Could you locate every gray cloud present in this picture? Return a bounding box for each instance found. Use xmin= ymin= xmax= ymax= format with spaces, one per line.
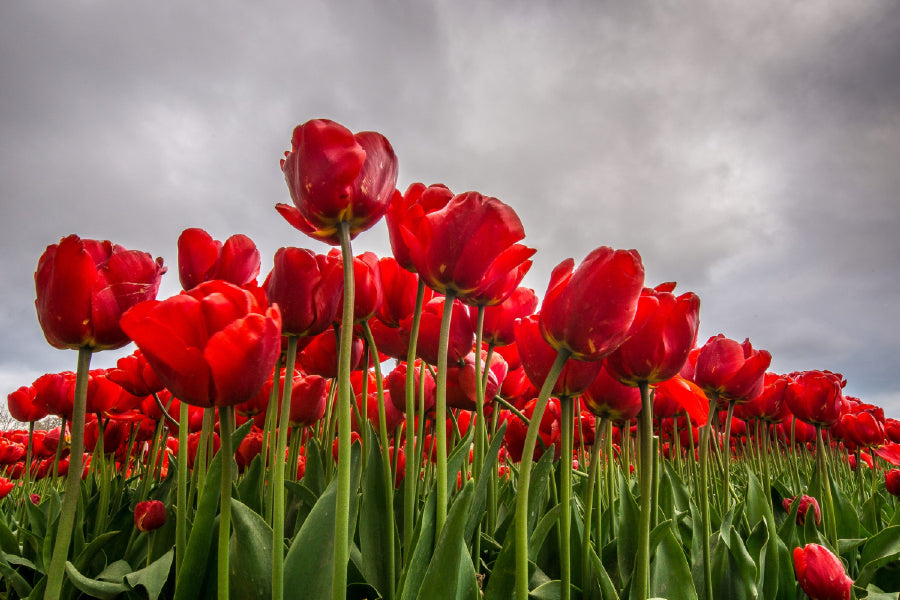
xmin=2 ymin=1 xmax=899 ymax=418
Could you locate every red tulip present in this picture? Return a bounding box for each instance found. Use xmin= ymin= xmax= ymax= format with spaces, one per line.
xmin=35 ymin=234 xmax=166 ymax=351
xmin=7 ymin=385 xmax=47 ymax=423
xmin=692 ymin=335 xmax=771 ymax=403
xmin=782 ymin=495 xmax=822 ymax=526
xmin=835 ymin=401 xmax=885 ymax=448
xmin=386 ymin=183 xmax=454 ymax=272
xmin=330 ymin=249 xmax=383 ymax=323
xmin=740 ymin=373 xmax=792 ymax=423
xmin=885 ymin=469 xmax=900 ymax=497
xmin=134 ymin=500 xmax=167 ymax=532
xmin=0 ymin=478 xmax=13 ymax=499
xmin=477 ymin=286 xmax=539 ymax=347
xmin=120 ymin=280 xmax=282 ymax=408
xmin=399 ymin=191 xmax=535 ymax=305
xmin=177 ymin=228 xmax=260 ymax=291
xmin=386 ymin=361 xmax=436 ymax=414
xmin=287 ymin=373 xmax=329 ymax=428
xmin=277 ymin=119 xmax=398 ymax=245
xmin=886 ymin=419 xmax=900 ymax=444
xmin=445 ymin=350 xmax=508 ymax=411
xmin=376 ymin=257 xmax=427 ymax=328
xmin=264 ymin=247 xmax=342 ymax=338
xmin=298 ymin=329 xmax=364 ymax=379
xmin=106 ymin=350 xmax=165 ymax=397
xmin=235 ymin=431 xmax=264 ymax=471
xmin=582 ymin=363 xmax=642 ymax=421
xmin=793 ymin=544 xmax=852 ymax=600
xmin=503 ymin=399 xmax=561 ymax=462
xmin=785 ymin=370 xmax=845 ymax=428
xmin=604 ymin=283 xmax=700 ymax=386
xmin=402 ymin=297 xmax=474 ymax=366
xmin=516 ymin=314 xmax=603 ymax=398
xmin=652 ymin=376 xmax=709 ymax=424
xmin=539 ymin=247 xmax=645 ymax=362
xmin=33 ymin=372 xmax=76 ymax=420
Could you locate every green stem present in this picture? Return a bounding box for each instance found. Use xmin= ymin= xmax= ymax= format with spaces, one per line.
xmin=721 ymin=400 xmax=736 ymax=514
xmin=559 ymin=395 xmax=574 ymax=600
xmin=263 ymin=353 xmax=284 ymax=523
xmin=434 ymin=291 xmax=456 ymax=536
xmin=218 ymin=406 xmax=235 ymax=600
xmin=514 ymin=349 xmax=570 ymax=600
xmin=332 ymin=221 xmax=355 ymax=600
xmin=633 ymin=381 xmax=653 ymax=600
xmin=582 ymin=416 xmax=604 ymax=595
xmin=473 ymin=305 xmax=486 ymax=573
xmin=699 ymin=393 xmax=718 ymax=600
xmin=403 ymin=280 xmax=425 ymax=565
xmin=44 ymin=346 xmax=92 ymax=600
xmin=815 ymin=425 xmax=838 ymax=546
xmin=273 ymin=335 xmax=299 ymax=600
xmin=176 ymin=401 xmax=189 ymax=577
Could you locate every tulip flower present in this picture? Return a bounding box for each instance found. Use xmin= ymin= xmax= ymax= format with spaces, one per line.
xmin=886 ymin=418 xmax=900 ymax=444
xmin=0 ymin=477 xmax=13 ymax=499
xmin=376 ymin=256 xmax=426 ymax=327
xmin=386 ymin=182 xmax=454 ymax=272
xmin=516 ymin=315 xmax=603 ymax=399
xmin=783 ymin=495 xmax=822 ymax=526
xmin=582 ymin=364 xmax=642 ymax=422
xmin=477 ymin=286 xmax=539 ymax=348
xmin=7 ymin=385 xmax=47 ymax=424
xmin=693 ymin=335 xmax=771 ymax=404
xmin=785 ymin=370 xmax=846 ymax=428
xmin=277 ymin=118 xmax=399 ymax=245
xmin=177 ymin=228 xmax=260 ymax=291
xmin=793 ymin=544 xmax=852 ymax=600
xmin=265 ymin=247 xmax=342 ymax=338
xmin=402 ymin=297 xmax=474 ymax=366
xmin=885 ymin=469 xmax=900 ymax=498
xmin=330 ymin=249 xmax=383 ymax=323
xmin=106 ymin=350 xmax=165 ymax=397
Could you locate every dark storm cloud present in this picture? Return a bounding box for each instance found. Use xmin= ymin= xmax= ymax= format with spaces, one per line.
xmin=2 ymin=1 xmax=899 ymax=416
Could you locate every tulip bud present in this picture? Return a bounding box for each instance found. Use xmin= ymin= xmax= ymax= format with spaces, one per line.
xmin=886 ymin=469 xmax=900 ymax=498
xmin=134 ymin=500 xmax=167 ymax=533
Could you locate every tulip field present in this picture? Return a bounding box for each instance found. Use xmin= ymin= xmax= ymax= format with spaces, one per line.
xmin=4 ymin=118 xmax=900 ymax=600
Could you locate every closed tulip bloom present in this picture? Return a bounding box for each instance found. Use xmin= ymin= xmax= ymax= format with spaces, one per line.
xmin=782 ymin=495 xmax=822 ymax=526
xmin=582 ymin=363 xmax=642 ymax=421
xmin=288 ymin=373 xmax=329 ymax=428
xmin=35 ymin=234 xmax=166 ymax=351
xmin=386 ymin=360 xmax=436 ymax=414
xmin=885 ymin=470 xmax=900 ymax=497
xmin=8 ymin=385 xmax=47 ymax=423
xmin=886 ymin=419 xmax=900 ymax=444
xmin=604 ymin=283 xmax=700 ymax=386
xmin=278 ymin=119 xmax=399 ymax=245
xmin=516 ymin=315 xmax=603 ymax=398
xmin=376 ymin=257 xmax=427 ymax=328
xmin=330 ymin=249 xmax=383 ymax=323
xmin=298 ymin=329 xmax=364 ymax=379
xmin=33 ymin=372 xmax=76 ymax=420
xmin=692 ymin=335 xmax=771 ymax=403
xmin=652 ymin=376 xmax=709 ymax=424
xmin=477 ymin=286 xmax=539 ymax=347
xmin=134 ymin=500 xmax=167 ymax=533
xmin=445 ymin=350 xmax=508 ymax=411
xmin=503 ymin=398 xmax=561 ymax=462
xmin=106 ymin=350 xmax=165 ymax=397
xmin=386 ymin=182 xmax=454 ymax=272
xmin=177 ymin=228 xmax=260 ymax=291
xmin=401 ymin=297 xmax=474 ymax=366
xmin=0 ymin=478 xmax=13 ymax=499
xmin=785 ymin=370 xmax=845 ymax=428
xmin=399 ymin=191 xmax=535 ymax=305
xmin=741 ymin=372 xmax=792 ymax=423
xmin=539 ymin=247 xmax=645 ymax=362
xmin=265 ymin=247 xmax=342 ymax=338
xmin=835 ymin=401 xmax=885 ymax=448
xmin=120 ymin=280 xmax=282 ymax=408
xmin=793 ymin=544 xmax=852 ymax=600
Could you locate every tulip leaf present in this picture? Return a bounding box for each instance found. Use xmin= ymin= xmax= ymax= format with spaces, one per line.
xmin=710 ymin=526 xmax=758 ymax=600
xmin=483 ymin=514 xmax=518 ymax=600
xmin=529 ymin=450 xmax=556 ymax=533
xmin=125 ymin=548 xmax=175 ymax=600
xmin=464 ymin=421 xmax=507 ymax=546
xmin=587 ymin=543 xmax=620 ymax=600
xmin=830 ymin=473 xmax=860 ymax=541
xmin=617 ymin=469 xmax=640 ymax=587
xmin=64 ymin=560 xmax=129 ymax=600
xmin=236 ymin=454 xmax=263 ymax=514
xmin=360 ymin=424 xmax=394 ymax=598
xmin=446 ymin=425 xmax=476 ymax=494
xmin=302 ymin=437 xmax=327 ymax=497
xmin=0 ymin=510 xmax=18 ymax=555
xmin=529 ymin=503 xmax=562 ymax=561
xmin=416 ymin=480 xmax=475 ymax=600
xmin=650 ymin=527 xmax=697 ymax=600
xmin=0 ymin=552 xmax=33 ymax=598
xmin=856 ymin=526 xmax=900 ymax=589
xmin=398 ymin=488 xmax=436 ymax=600
xmin=283 ymin=442 xmax=361 ymax=599
xmin=228 ymin=499 xmax=273 ymax=600
xmin=529 ymin=580 xmax=563 ymax=599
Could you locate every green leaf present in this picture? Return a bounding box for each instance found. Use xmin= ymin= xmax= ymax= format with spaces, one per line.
xmin=650 ymin=527 xmax=698 ymax=600
xmin=237 ymin=453 xmax=264 ymax=514
xmin=301 ymin=437 xmax=327 ymax=497
xmin=710 ymin=526 xmax=758 ymax=600
xmin=64 ymin=560 xmax=129 ymax=600
xmin=360 ymin=423 xmax=393 ymax=598
xmin=528 ymin=449 xmax=556 ymax=533
xmin=0 ymin=510 xmax=19 ymax=554
xmin=283 ymin=441 xmax=362 ymax=599
xmin=587 ymin=543 xmax=620 ymax=600
xmin=857 ymin=526 xmax=900 ymax=589
xmin=446 ymin=426 xmax=476 ymax=493
xmin=0 ymin=552 xmax=33 ymax=598
xmin=528 ymin=504 xmax=562 ymax=561
xmin=464 ymin=421 xmax=507 ymax=546
xmin=124 ymin=548 xmax=175 ymax=600
xmin=416 ymin=480 xmax=475 ymax=600
xmin=398 ymin=489 xmax=436 ymax=600
xmin=229 ymin=500 xmax=273 ymax=600
xmin=529 ymin=580 xmax=562 ymax=599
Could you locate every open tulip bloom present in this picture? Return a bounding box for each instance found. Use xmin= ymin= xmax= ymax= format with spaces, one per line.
xmin=13 ymin=118 xmax=900 ymax=600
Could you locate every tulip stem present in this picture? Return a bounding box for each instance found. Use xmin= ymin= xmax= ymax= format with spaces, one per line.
xmin=403 ymin=280 xmax=425 ymax=566
xmin=218 ymin=406 xmax=234 ymax=600
xmin=473 ymin=304 xmax=487 ymax=573
xmin=273 ymin=335 xmax=299 ymax=600
xmin=633 ymin=380 xmax=653 ymax=600
xmin=815 ymin=426 xmax=838 ymax=546
xmin=559 ymin=395 xmax=574 ymax=600
xmin=44 ymin=346 xmax=92 ymax=600
xmin=434 ymin=291 xmax=456 ymax=536
xmin=176 ymin=401 xmax=189 ymax=577
xmin=514 ymin=349 xmax=570 ymax=600
xmin=699 ymin=393 xmax=718 ymax=600
xmin=582 ymin=416 xmax=604 ymax=595
xmin=721 ymin=400 xmax=736 ymax=514
xmin=333 ymin=221 xmax=356 ymax=600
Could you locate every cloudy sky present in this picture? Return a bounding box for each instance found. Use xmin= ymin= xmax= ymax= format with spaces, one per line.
xmin=2 ymin=2 xmax=899 ymax=419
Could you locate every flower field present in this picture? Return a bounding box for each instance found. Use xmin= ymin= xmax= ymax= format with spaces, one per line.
xmin=3 ymin=118 xmax=900 ymax=600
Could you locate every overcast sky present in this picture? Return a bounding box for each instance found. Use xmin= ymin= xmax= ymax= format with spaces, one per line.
xmin=2 ymin=2 xmax=899 ymax=420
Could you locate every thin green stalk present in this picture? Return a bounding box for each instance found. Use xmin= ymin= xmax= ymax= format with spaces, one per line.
xmin=218 ymin=406 xmax=235 ymax=600
xmin=815 ymin=426 xmax=838 ymax=546
xmin=262 ymin=354 xmax=284 ymax=522
xmin=514 ymin=349 xmax=570 ymax=600
xmin=403 ymin=280 xmax=425 ymax=565
xmin=699 ymin=393 xmax=718 ymax=600
xmin=582 ymin=416 xmax=604 ymax=594
xmin=721 ymin=400 xmax=736 ymax=514
xmin=273 ymin=335 xmax=299 ymax=600
xmin=44 ymin=346 xmax=92 ymax=600
xmin=633 ymin=380 xmax=653 ymax=600
xmin=559 ymin=395 xmax=574 ymax=600
xmin=51 ymin=415 xmax=67 ymax=482
xmin=176 ymin=401 xmax=189 ymax=576
xmin=332 ymin=221 xmax=356 ymax=600
xmin=472 ymin=305 xmax=487 ymax=574
xmin=434 ymin=291 xmax=456 ymax=535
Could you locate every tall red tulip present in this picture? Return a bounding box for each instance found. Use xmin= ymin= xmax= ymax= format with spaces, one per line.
xmin=793 ymin=544 xmax=852 ymax=600
xmin=692 ymin=335 xmax=771 ymax=403
xmin=120 ymin=280 xmax=282 ymax=408
xmin=785 ymin=370 xmax=845 ymax=428
xmin=7 ymin=385 xmax=47 ymax=423
xmin=477 ymin=286 xmax=539 ymax=347
xmin=539 ymin=247 xmax=645 ymax=362
xmin=516 ymin=315 xmax=602 ymax=398
xmin=401 ymin=296 xmax=474 ymax=366
xmin=603 ymin=282 xmax=700 ymax=386
xmin=177 ymin=228 xmax=260 ymax=291
xmin=886 ymin=470 xmax=900 ymax=498
xmin=277 ymin=118 xmax=398 ymax=245
xmin=106 ymin=350 xmax=165 ymax=397
xmin=582 ymin=363 xmax=642 ymax=421
xmin=265 ymin=247 xmax=342 ymax=338
xmin=386 ymin=182 xmax=454 ymax=272
xmin=35 ymin=234 xmax=166 ymax=351
xmin=330 ymin=249 xmax=383 ymax=323
xmin=399 ymin=191 xmax=535 ymax=305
